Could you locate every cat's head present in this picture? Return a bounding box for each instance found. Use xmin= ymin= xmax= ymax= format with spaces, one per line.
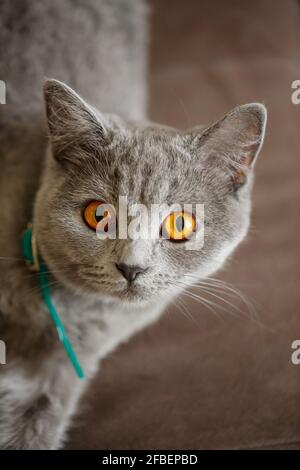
xmin=34 ymin=79 xmax=266 ymax=305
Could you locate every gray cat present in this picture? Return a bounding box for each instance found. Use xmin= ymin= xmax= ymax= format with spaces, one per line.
xmin=0 ymin=0 xmax=266 ymax=449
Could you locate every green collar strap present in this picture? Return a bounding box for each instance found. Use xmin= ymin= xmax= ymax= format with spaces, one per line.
xmin=21 ymin=226 xmax=85 ymax=379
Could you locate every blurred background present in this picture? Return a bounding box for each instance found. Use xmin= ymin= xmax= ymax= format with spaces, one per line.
xmin=67 ymin=0 xmax=300 ymax=449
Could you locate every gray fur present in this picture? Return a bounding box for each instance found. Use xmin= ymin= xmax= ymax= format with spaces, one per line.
xmin=0 ymin=0 xmax=266 ymax=449
xmin=0 ymin=0 xmax=148 ymax=122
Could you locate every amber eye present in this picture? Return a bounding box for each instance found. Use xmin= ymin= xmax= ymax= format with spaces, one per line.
xmin=83 ymin=200 xmax=115 ymax=232
xmin=161 ymin=211 xmax=197 ymax=242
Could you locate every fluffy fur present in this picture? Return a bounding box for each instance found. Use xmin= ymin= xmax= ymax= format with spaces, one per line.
xmin=0 ymin=0 xmax=266 ymax=449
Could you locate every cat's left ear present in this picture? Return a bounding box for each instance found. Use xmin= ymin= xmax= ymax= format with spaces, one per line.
xmin=188 ymin=103 xmax=267 ymax=189
xmin=43 ymin=79 xmax=110 ymax=167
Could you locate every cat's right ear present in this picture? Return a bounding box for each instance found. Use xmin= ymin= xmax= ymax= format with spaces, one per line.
xmin=43 ymin=79 xmax=110 ymax=167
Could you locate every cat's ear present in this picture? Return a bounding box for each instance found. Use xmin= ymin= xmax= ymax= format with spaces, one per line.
xmin=43 ymin=79 xmax=110 ymax=166
xmin=189 ymin=103 xmax=267 ymax=190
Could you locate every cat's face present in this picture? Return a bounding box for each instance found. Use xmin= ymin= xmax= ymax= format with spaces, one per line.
xmin=34 ymin=80 xmax=266 ymax=305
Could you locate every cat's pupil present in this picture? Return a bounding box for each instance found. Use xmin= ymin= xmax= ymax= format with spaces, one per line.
xmin=175 ymin=215 xmax=184 ymax=232
xmin=95 ymin=209 xmax=108 ymax=222
xmin=95 ymin=214 xmax=103 ymax=222
xmin=95 ymin=209 xmax=110 ymax=232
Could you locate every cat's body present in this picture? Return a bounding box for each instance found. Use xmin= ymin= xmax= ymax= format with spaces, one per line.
xmin=0 ymin=0 xmax=147 ymax=121
xmin=0 ymin=0 xmax=266 ymax=449
xmin=0 ymin=0 xmax=153 ymax=449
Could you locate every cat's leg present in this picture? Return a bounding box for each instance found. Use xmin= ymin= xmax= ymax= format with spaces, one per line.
xmin=0 ymin=360 xmax=88 ymax=449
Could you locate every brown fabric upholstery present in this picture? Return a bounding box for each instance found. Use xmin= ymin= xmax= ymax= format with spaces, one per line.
xmin=66 ymin=0 xmax=300 ymax=449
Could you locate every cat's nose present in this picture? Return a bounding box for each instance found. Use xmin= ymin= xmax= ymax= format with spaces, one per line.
xmin=115 ymin=263 xmax=147 ymax=283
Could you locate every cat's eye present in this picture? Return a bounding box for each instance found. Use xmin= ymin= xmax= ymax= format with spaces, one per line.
xmin=83 ymin=200 xmax=115 ymax=232
xmin=161 ymin=211 xmax=197 ymax=242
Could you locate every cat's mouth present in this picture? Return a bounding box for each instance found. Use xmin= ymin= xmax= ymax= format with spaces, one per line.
xmin=115 ymin=284 xmax=150 ymax=303
xmin=106 ymin=281 xmax=155 ymax=305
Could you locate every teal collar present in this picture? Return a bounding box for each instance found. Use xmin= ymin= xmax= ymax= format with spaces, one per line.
xmin=21 ymin=226 xmax=85 ymax=379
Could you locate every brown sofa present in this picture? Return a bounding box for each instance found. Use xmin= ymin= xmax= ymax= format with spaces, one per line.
xmin=67 ymin=0 xmax=300 ymax=449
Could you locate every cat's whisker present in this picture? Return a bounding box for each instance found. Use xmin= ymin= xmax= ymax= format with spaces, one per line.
xmin=175 ymin=296 xmax=198 ymax=324
xmin=181 ymin=274 xmax=260 ymax=323
xmin=179 ymin=289 xmax=225 ymax=321
xmin=187 ymin=275 xmax=253 ymax=304
xmin=183 ymin=286 xmax=249 ymax=320
xmin=170 ymin=278 xmax=256 ymax=322
xmin=168 ymin=280 xmax=225 ymax=320
xmin=190 ymin=286 xmax=252 ymax=320
xmin=25 ymin=279 xmax=62 ymax=300
xmin=173 ymin=298 xmax=191 ymax=322
xmin=181 ymin=288 xmax=227 ymax=314
xmin=0 ymin=256 xmax=25 ymax=262
xmin=20 ymin=267 xmax=77 ymax=282
xmin=202 ymin=282 xmax=259 ymax=324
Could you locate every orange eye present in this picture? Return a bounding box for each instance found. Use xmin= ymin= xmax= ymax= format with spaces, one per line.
xmin=83 ymin=200 xmax=115 ymax=232
xmin=161 ymin=211 xmax=196 ymax=242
